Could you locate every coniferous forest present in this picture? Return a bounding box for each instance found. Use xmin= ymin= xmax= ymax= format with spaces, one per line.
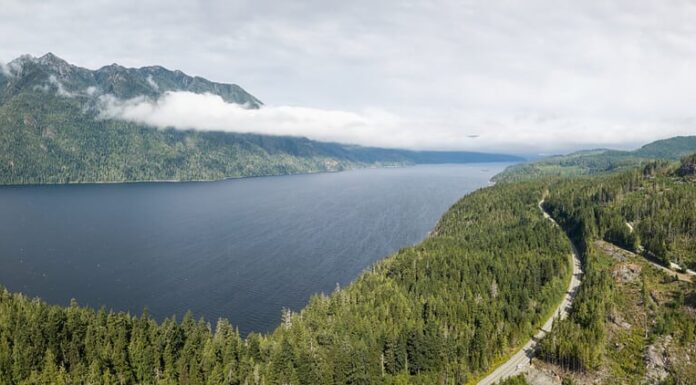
xmin=2 ymin=152 xmax=696 ymax=384
xmin=0 ymin=181 xmax=572 ymax=384
xmin=3 ymin=3 xmax=696 ymax=383
xmin=537 ymin=155 xmax=696 ymax=382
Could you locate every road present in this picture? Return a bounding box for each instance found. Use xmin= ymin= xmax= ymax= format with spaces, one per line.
xmin=597 ymin=241 xmax=693 ymax=283
xmin=625 ymin=221 xmax=695 ymax=277
xmin=476 ymin=200 xmax=583 ymax=385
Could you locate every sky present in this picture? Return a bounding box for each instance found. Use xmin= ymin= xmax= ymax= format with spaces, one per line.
xmin=2 ymin=0 xmax=696 ymax=155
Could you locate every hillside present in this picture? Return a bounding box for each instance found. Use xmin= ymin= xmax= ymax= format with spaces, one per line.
xmin=0 ymin=149 xmax=694 ymax=384
xmin=493 ymin=136 xmax=696 ymax=183
xmin=531 ymin=160 xmax=696 ymax=385
xmin=0 ymin=178 xmax=572 ymax=384
xmin=491 ymin=156 xmax=696 ymax=385
xmin=0 ymin=54 xmax=521 ymax=185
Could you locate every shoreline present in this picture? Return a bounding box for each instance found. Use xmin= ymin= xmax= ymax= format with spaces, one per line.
xmin=0 ymin=161 xmax=516 ymax=188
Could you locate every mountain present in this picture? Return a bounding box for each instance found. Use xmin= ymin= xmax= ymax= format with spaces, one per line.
xmin=492 ymin=136 xmax=696 ymax=183
xmin=0 ymin=52 xmax=262 ymax=107
xmin=0 ymin=53 xmax=521 ymax=185
xmin=633 ymin=135 xmax=696 ymax=158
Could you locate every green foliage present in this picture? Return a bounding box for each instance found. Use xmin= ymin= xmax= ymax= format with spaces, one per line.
xmin=635 ymin=136 xmax=696 ymax=159
xmin=677 ymin=153 xmax=696 ymax=176
xmin=493 ymin=137 xmax=696 ymax=183
xmin=0 ymin=91 xmax=520 ymax=185
xmin=0 ymin=54 xmax=520 ymax=185
xmin=0 ymin=182 xmax=571 ymax=384
xmin=538 ymin=163 xmax=696 ymax=376
xmin=537 ymin=248 xmax=611 ymax=371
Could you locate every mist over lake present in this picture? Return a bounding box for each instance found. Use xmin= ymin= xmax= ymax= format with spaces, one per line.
xmin=0 ymin=163 xmax=507 ymax=335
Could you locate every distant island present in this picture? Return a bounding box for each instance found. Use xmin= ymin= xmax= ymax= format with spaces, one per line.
xmin=0 ymin=53 xmax=522 ymax=185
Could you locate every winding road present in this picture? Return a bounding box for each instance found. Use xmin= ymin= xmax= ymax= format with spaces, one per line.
xmin=476 ymin=200 xmax=583 ymax=385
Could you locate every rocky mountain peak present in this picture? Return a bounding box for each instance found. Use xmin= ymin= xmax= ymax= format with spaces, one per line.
xmin=1 ymin=53 xmax=263 ymax=108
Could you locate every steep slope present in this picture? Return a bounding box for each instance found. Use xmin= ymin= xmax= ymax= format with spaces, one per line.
xmin=0 ymin=53 xmax=521 ymax=185
xmin=0 ymin=53 xmax=262 ymax=107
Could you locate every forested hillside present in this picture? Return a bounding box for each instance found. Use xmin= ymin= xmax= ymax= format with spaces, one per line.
xmin=493 ymin=136 xmax=696 ymax=183
xmin=0 ymin=181 xmax=571 ymax=384
xmin=0 ymin=54 xmax=520 ymax=185
xmin=1 ymin=146 xmax=693 ymax=384
xmin=531 ymin=155 xmax=696 ymax=384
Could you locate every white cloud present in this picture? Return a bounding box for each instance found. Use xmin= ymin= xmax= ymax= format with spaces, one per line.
xmin=146 ymin=75 xmax=159 ymax=91
xmin=0 ymin=62 xmax=11 ymax=77
xmin=98 ymin=91 xmax=695 ymax=154
xmin=47 ymin=74 xmax=75 ymax=97
xmin=2 ymin=0 xmax=696 ymax=153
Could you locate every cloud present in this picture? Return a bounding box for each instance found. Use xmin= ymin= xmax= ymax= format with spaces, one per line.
xmin=48 ymin=74 xmax=75 ymax=97
xmin=98 ymin=91 xmax=408 ymax=145
xmin=98 ymin=91 xmax=695 ymax=154
xmin=146 ymin=75 xmax=159 ymax=91
xmin=0 ymin=62 xmax=10 ymax=77
xmin=3 ymin=0 xmax=696 ymax=153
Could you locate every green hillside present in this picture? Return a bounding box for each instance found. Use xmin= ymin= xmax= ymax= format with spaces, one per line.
xmin=634 ymin=136 xmax=696 ymax=158
xmin=535 ymin=158 xmax=696 ymax=384
xmin=0 ymin=54 xmax=521 ymax=185
xmin=0 ymin=177 xmax=572 ymax=384
xmin=493 ymin=136 xmax=696 ymax=183
xmin=1 ymin=149 xmax=694 ymax=384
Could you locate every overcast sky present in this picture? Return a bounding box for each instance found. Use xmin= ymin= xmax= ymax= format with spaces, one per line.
xmin=2 ymin=0 xmax=696 ymax=154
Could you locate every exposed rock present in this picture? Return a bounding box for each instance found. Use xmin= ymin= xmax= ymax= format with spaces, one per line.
xmin=23 ymin=113 xmax=37 ymax=129
xmin=612 ymin=263 xmax=641 ymax=283
xmin=42 ymin=126 xmax=56 ymax=139
xmin=645 ymin=336 xmax=672 ymax=383
xmin=525 ymin=366 xmax=561 ymax=385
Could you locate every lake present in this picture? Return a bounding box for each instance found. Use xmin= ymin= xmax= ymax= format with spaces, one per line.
xmin=0 ymin=163 xmax=507 ymax=335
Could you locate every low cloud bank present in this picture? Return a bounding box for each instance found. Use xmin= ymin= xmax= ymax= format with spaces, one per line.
xmin=98 ymin=91 xmax=694 ymax=154
xmin=98 ymin=91 xmax=412 ymax=147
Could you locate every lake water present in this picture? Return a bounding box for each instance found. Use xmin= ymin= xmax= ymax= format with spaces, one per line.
xmin=0 ymin=163 xmax=507 ymax=335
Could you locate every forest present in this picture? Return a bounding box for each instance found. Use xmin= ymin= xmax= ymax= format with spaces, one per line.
xmin=2 ymin=144 xmax=694 ymax=384
xmin=493 ymin=136 xmax=696 ymax=183
xmin=0 ymin=55 xmax=521 ymax=185
xmin=535 ymin=154 xmax=696 ymax=382
xmin=0 ymin=181 xmax=572 ymax=384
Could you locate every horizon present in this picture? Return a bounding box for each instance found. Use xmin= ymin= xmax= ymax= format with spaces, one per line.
xmin=3 ymin=1 xmax=696 ymax=154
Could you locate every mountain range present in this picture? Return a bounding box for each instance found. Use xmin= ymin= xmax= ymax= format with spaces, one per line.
xmin=0 ymin=53 xmax=521 ymax=185
xmin=0 ymin=53 xmax=262 ymax=107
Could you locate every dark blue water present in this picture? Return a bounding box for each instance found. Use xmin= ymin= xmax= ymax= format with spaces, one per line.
xmin=0 ymin=164 xmax=506 ymax=335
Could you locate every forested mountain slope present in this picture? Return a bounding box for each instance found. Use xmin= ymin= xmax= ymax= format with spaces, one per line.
xmin=493 ymin=136 xmax=696 ymax=183
xmin=1 ymin=146 xmax=693 ymax=384
xmin=0 ymin=53 xmax=520 ymax=185
xmin=483 ymin=152 xmax=696 ymax=385
xmin=528 ymin=155 xmax=696 ymax=384
xmin=0 ymin=180 xmax=572 ymax=384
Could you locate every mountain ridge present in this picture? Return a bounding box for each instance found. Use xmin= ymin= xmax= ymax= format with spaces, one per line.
xmin=1 ymin=52 xmax=263 ymax=107
xmin=0 ymin=53 xmax=522 ymax=185
xmin=493 ymin=135 xmax=696 ymax=182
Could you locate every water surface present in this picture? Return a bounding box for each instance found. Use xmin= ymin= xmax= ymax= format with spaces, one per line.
xmin=0 ymin=163 xmax=506 ymax=334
